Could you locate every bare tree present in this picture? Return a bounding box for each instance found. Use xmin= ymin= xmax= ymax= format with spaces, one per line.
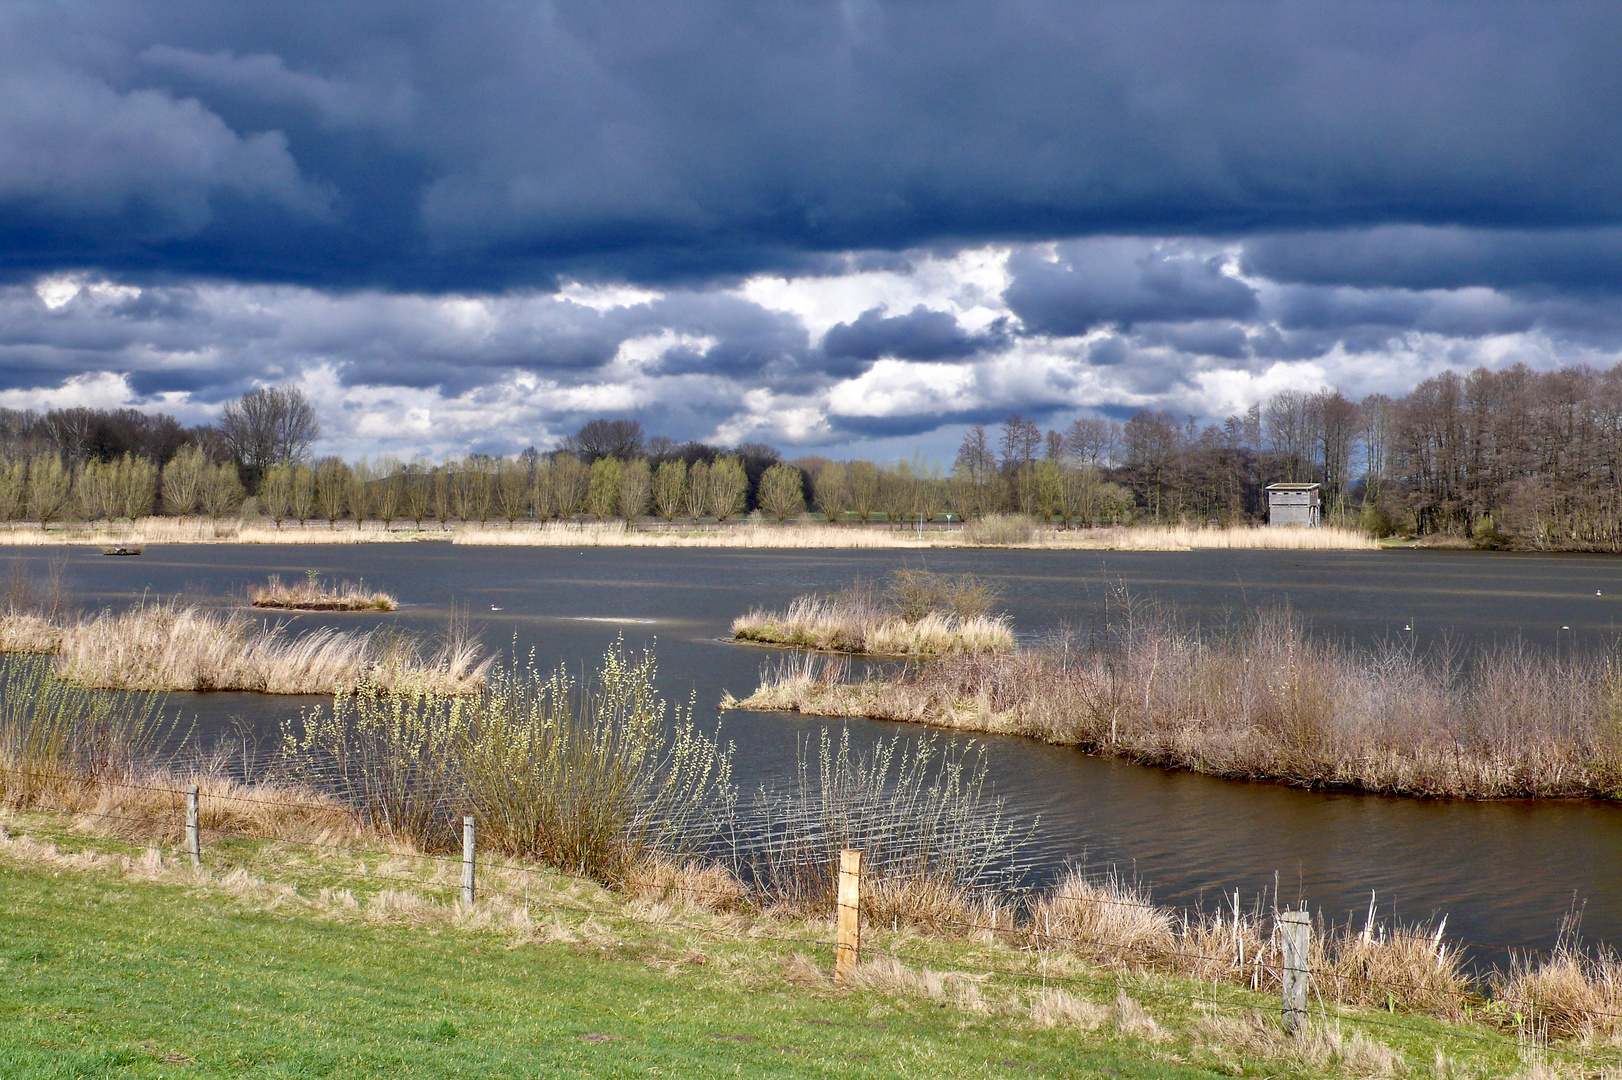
xmin=999 ymin=415 xmax=1042 ymax=473
xmin=1063 ymin=417 xmax=1121 ymax=466
xmin=218 ymin=386 xmax=320 ymax=487
xmin=954 ymin=425 xmax=995 ymax=483
xmin=564 ymin=418 xmax=645 ymax=461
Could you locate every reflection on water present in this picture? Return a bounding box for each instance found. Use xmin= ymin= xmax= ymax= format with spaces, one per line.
xmin=8 ymin=542 xmax=1622 ymax=962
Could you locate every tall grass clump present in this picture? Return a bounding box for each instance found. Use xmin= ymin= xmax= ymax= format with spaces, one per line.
xmin=251 ymin=571 xmax=398 ymax=611
xmin=1 ymin=601 xmax=488 ymax=695
xmin=732 ymin=570 xmax=1014 ymax=657
xmin=281 ymin=638 xmax=735 ymax=880
xmin=963 ymin=513 xmax=1037 ymax=545
xmin=0 ymin=655 xmax=172 ymax=806
xmin=740 ymin=725 xmax=1029 ymax=930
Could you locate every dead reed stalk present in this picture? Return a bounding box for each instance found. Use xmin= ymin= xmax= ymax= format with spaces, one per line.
xmin=1 ymin=602 xmax=487 ymax=695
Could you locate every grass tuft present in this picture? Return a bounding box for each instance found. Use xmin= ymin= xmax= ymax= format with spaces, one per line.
xmin=250 ymin=572 xmax=398 ymax=611
xmin=732 ymin=571 xmax=1014 ymax=657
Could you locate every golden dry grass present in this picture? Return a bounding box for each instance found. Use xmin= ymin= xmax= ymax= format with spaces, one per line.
xmin=732 ymin=593 xmax=1014 ymax=657
xmin=250 ymin=573 xmax=398 ymax=612
xmin=0 ymin=602 xmax=486 ymax=694
xmin=0 ymin=517 xmax=1376 ymax=549
xmin=454 ymin=520 xmax=1377 ymax=550
xmin=0 ymin=610 xmax=61 ymax=654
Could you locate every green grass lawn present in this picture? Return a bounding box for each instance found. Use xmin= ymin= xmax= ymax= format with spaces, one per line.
xmin=0 ymin=813 xmax=1559 ymax=1079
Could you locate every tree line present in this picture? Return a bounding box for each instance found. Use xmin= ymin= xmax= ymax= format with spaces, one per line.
xmin=7 ymin=363 xmax=1622 ymax=546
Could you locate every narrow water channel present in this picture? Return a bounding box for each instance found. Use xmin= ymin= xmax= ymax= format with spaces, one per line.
xmin=8 ymin=542 xmax=1622 ymax=965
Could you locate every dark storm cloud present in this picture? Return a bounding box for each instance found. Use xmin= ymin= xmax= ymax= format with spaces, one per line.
xmin=1004 ymin=242 xmax=1258 ymax=335
xmin=822 ymin=306 xmax=1002 ymax=363
xmin=4 ymin=2 xmax=1622 ymax=289
xmin=1242 ymin=227 xmax=1622 ymax=295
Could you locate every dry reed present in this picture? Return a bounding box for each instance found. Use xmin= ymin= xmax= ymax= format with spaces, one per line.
xmin=732 ymin=572 xmax=1014 ymax=657
xmin=728 ymin=603 xmax=1622 ymax=800
xmin=250 ymin=572 xmax=398 ymax=611
xmin=0 ymin=516 xmax=1377 ymax=550
xmin=0 ymin=602 xmax=486 ymax=695
xmin=454 ymin=519 xmax=1377 ymax=551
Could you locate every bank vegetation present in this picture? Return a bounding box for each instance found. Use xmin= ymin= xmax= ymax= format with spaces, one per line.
xmin=3 ymin=646 xmax=1622 ymax=1060
xmin=732 ymin=570 xmax=1014 ymax=657
xmin=728 ymin=600 xmax=1622 ymax=801
xmin=0 ymin=601 xmax=482 ymax=694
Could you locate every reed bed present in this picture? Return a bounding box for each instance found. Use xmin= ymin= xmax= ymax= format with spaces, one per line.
xmin=733 ymin=596 xmax=1013 ymax=657
xmin=250 ymin=573 xmax=398 ymax=612
xmin=0 ymin=602 xmax=486 ymax=695
xmin=732 ymin=571 xmax=1014 ymax=657
xmin=728 ymin=604 xmax=1622 ymax=800
xmin=1017 ymin=872 xmax=1472 ymax=1019
xmin=0 ymin=517 xmax=1377 ymax=549
xmin=455 ymin=519 xmax=1377 ymax=550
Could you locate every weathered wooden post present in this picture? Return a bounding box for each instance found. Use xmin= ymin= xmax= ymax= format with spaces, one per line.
xmin=461 ymin=814 xmax=476 ymax=907
xmin=835 ymin=849 xmax=862 ymax=984
xmin=1280 ymin=909 xmax=1311 ymax=1036
xmin=185 ymin=784 xmax=201 ymax=867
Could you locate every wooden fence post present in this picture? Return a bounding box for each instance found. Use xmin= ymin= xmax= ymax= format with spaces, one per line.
xmin=185 ymin=784 xmax=201 ymax=868
xmin=835 ymin=849 xmax=862 ymax=984
xmin=461 ymin=814 xmax=476 ymax=907
xmin=1280 ymin=909 xmax=1311 ymax=1036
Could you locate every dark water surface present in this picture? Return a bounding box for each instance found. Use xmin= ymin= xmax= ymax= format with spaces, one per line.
xmin=9 ymin=542 xmax=1622 ymax=965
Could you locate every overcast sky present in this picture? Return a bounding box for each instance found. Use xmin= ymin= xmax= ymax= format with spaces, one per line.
xmin=3 ymin=2 xmax=1621 ymax=462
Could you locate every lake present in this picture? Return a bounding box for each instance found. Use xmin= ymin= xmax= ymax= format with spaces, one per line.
xmin=7 ymin=541 xmax=1622 ymax=966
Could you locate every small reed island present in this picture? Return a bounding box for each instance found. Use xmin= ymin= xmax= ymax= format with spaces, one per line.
xmin=250 ymin=572 xmax=398 ymax=612
xmin=731 ymin=570 xmax=1013 ymax=658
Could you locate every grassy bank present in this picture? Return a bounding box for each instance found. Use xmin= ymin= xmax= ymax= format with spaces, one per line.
xmin=724 ymin=605 xmax=1622 ymax=801
xmin=733 ymin=571 xmax=1014 ymax=657
xmin=0 ymin=517 xmax=1377 ymax=550
xmin=0 ymin=805 xmax=1571 ymax=1080
xmin=0 ymin=602 xmax=483 ymax=694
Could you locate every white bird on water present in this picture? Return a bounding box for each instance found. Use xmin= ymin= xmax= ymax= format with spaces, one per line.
xmin=1402 ymin=623 xmax=1412 ymax=631
xmin=490 ymin=605 xmax=503 ymax=611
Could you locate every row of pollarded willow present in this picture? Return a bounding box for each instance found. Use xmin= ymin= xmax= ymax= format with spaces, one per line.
xmin=728 ymin=602 xmax=1622 ymax=801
